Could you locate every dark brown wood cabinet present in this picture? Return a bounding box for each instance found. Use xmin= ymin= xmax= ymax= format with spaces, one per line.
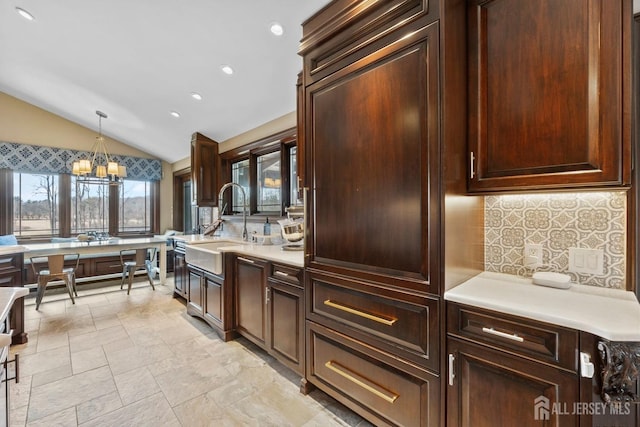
xmin=203 ymin=272 xmax=222 ymax=326
xmin=267 ymin=263 xmax=304 ymax=376
xmin=299 ymin=1 xmax=465 ymax=424
xmin=0 ymin=252 xmax=27 ymax=344
xmin=308 ymin=321 xmax=440 ymax=427
xmin=467 ymin=0 xmax=632 ymax=192
xmin=173 ymin=241 xmax=188 ymax=299
xmin=447 ymin=337 xmax=579 ymax=427
xmin=190 ymin=132 xmax=220 ymax=206
xmin=446 ymin=302 xmax=640 ymax=426
xmin=305 ymin=20 xmax=440 ymax=295
xmin=234 ymin=256 xmax=306 ymax=376
xmin=185 ymin=254 xmax=235 ymax=341
xmin=187 ymin=266 xmax=204 ymax=316
xmin=234 ymin=255 xmax=268 ymax=347
xmin=446 ymin=302 xmax=580 ymax=426
xmin=92 ymin=255 xmax=127 ymax=276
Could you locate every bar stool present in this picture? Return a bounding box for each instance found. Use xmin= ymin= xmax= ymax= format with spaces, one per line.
xmin=119 ymin=248 xmax=156 ymax=295
xmin=30 ymin=253 xmax=80 ymax=310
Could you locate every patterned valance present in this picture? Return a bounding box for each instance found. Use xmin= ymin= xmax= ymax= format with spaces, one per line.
xmin=0 ymin=141 xmax=162 ymax=181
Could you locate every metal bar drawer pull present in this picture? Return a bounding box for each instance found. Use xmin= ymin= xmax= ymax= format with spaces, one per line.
xmin=481 ymin=327 xmax=524 ymax=342
xmin=274 ymin=271 xmax=290 ymax=277
xmin=325 ymin=361 xmax=399 ymax=403
xmin=323 ymin=300 xmax=397 ymax=326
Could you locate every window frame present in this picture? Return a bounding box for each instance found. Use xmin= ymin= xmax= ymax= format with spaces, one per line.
xmin=0 ymin=168 xmax=159 ymax=241
xmin=219 ymin=128 xmax=296 ymax=219
xmin=13 ymin=172 xmax=61 ymax=238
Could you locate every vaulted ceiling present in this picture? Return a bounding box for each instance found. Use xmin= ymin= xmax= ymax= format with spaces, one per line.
xmin=0 ymin=1 xmax=329 ymax=163
xmin=3 ymin=1 xmax=638 ymax=164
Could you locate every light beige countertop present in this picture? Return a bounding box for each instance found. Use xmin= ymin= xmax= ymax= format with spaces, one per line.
xmin=0 ymin=245 xmax=29 ymax=256
xmin=175 ymin=235 xmax=304 ymax=268
xmin=445 ymin=271 xmax=640 ymax=342
xmin=23 ymin=237 xmax=168 ymax=254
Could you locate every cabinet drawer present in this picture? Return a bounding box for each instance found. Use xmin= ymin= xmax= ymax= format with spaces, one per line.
xmin=308 ymin=271 xmax=439 ymax=371
xmin=0 ymin=271 xmax=22 ymax=288
xmin=307 ymin=322 xmax=438 ymax=427
xmin=93 ymin=256 xmax=127 ymax=276
xmin=269 ymin=263 xmax=303 ymax=287
xmin=447 ymin=303 xmax=578 ymax=371
xmin=0 ymin=254 xmax=22 ymax=275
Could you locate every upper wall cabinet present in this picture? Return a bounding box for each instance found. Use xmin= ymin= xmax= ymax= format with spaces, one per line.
xmin=467 ymin=0 xmax=632 ymax=193
xmin=299 ymin=0 xmax=435 ymax=85
xmin=191 ymin=132 xmax=220 ymax=206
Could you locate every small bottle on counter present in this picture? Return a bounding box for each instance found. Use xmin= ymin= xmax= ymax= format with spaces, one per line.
xmin=263 ymin=217 xmax=271 ymax=236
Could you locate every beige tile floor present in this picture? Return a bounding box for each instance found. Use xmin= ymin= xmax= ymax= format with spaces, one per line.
xmin=9 ymin=275 xmax=372 ymax=427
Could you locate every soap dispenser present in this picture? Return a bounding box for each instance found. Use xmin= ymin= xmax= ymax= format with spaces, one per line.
xmin=263 ymin=217 xmax=271 ymax=236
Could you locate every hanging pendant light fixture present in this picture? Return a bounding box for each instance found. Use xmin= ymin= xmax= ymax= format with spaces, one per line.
xmin=72 ymin=110 xmax=126 ymax=184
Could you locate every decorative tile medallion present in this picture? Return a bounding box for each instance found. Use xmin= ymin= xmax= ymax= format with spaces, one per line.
xmin=485 ymin=192 xmax=626 ymax=288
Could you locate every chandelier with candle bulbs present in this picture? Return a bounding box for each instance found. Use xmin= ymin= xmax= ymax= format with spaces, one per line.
xmin=72 ymin=110 xmax=126 ymax=184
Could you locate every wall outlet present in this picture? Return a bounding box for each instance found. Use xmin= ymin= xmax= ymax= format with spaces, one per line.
xmin=524 ymin=243 xmax=543 ymax=267
xmin=568 ymin=247 xmax=604 ymax=275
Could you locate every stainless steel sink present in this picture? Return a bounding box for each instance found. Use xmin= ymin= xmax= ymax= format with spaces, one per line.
xmin=184 ymin=240 xmax=237 ymax=275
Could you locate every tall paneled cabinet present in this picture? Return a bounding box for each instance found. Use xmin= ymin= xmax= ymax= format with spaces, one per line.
xmin=299 ymin=1 xmax=480 ymax=425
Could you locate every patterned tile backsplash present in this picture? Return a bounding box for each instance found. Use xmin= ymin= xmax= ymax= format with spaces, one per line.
xmin=485 ymin=192 xmax=626 ymax=288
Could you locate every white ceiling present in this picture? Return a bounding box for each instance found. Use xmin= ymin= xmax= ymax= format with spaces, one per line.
xmin=0 ymin=1 xmax=329 ymax=163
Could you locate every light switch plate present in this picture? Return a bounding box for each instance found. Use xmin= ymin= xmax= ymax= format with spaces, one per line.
xmin=568 ymin=247 xmax=604 ymax=275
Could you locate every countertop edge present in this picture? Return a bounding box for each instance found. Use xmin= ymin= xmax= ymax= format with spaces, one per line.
xmin=0 ymin=287 xmax=29 ymax=326
xmin=177 ymin=236 xmax=304 ymax=268
xmin=445 ymin=272 xmax=640 ymax=342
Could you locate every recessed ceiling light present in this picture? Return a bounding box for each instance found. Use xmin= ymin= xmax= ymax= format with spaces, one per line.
xmin=191 ymin=92 xmax=202 ymax=101
xmin=170 ymin=111 xmax=180 ymax=118
xmin=220 ymin=65 xmax=234 ymax=75
xmin=270 ymin=22 xmax=284 ymax=36
xmin=15 ymin=7 xmax=35 ymax=21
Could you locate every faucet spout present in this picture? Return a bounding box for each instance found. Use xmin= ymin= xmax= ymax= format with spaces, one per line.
xmin=218 ymin=182 xmax=248 ymax=241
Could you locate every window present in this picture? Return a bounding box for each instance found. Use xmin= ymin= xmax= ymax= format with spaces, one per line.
xmin=290 ymin=146 xmax=299 ymax=202
xmin=231 ymin=159 xmax=250 ymax=213
xmin=13 ymin=172 xmax=60 ymax=237
xmin=71 ymin=177 xmax=110 ymax=233
xmin=1 ymin=168 xmax=158 ymax=240
xmin=221 ymin=127 xmax=297 ymax=218
xmin=119 ymin=179 xmax=152 ymax=233
xmin=257 ymin=151 xmax=281 ymax=213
